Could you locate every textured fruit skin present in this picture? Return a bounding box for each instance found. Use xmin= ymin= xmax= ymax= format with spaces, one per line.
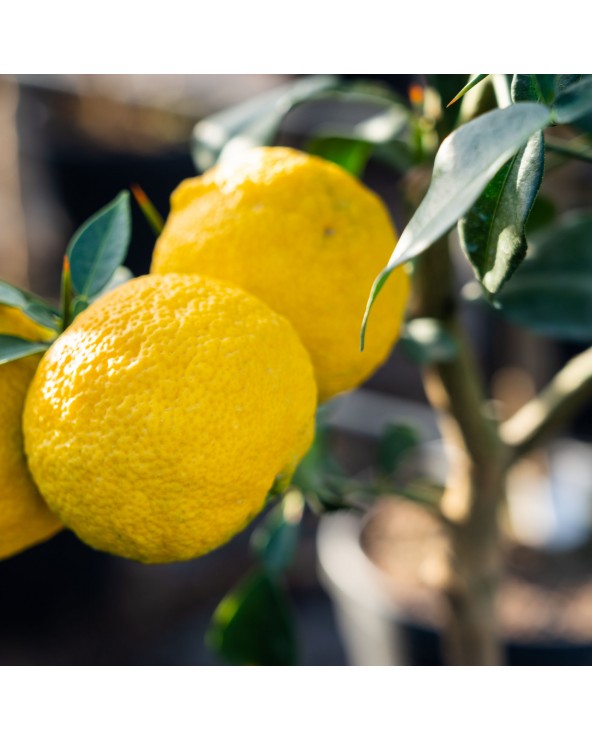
xmin=23 ymin=274 xmax=317 ymax=564
xmin=0 ymin=307 xmax=62 ymax=560
xmin=151 ymin=146 xmax=410 ymax=402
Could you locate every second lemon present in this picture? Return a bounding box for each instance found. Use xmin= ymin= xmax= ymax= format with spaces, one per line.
xmin=151 ymin=147 xmax=410 ymax=402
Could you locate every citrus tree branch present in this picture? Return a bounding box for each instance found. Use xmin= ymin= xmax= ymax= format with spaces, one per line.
xmin=413 ymin=238 xmax=502 ymax=472
xmin=500 ymin=345 xmax=592 ymax=465
xmin=413 ymin=236 xmax=506 ymax=666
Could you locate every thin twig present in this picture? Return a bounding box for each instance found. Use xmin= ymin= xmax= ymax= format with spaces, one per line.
xmin=500 ymin=345 xmax=592 ymax=465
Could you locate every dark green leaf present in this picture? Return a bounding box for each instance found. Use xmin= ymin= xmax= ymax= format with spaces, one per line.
xmin=458 ymin=132 xmax=544 ymax=293
xmin=554 ymin=78 xmax=592 ymax=124
xmin=0 ymin=280 xmax=60 ymax=331
xmin=0 ymin=334 xmax=51 ymax=365
xmin=512 ymin=75 xmax=582 ymax=105
xmin=307 ymin=136 xmax=372 ymax=177
xmin=67 ymin=191 xmax=131 ymax=299
xmin=447 ymin=75 xmax=489 ymax=108
xmin=251 ymin=491 xmax=304 ymax=574
xmin=361 ymin=102 xmax=551 ymax=348
xmin=399 ymin=318 xmax=458 ymax=364
xmin=491 ymin=211 xmax=592 ymax=341
xmin=207 ymin=570 xmax=297 ymax=666
xmin=70 ymin=296 xmax=89 ymax=321
xmin=377 ymin=423 xmax=420 ymax=476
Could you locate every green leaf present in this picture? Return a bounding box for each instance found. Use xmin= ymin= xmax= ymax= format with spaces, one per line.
xmin=491 ymin=211 xmax=592 ymax=341
xmin=67 ymin=191 xmax=131 ymax=300
xmin=458 ymin=132 xmax=544 ymax=293
xmin=191 ymin=75 xmax=338 ymax=171
xmin=306 ymin=101 xmax=413 ymax=176
xmin=361 ymin=102 xmax=551 ymax=348
xmin=377 ymin=423 xmax=420 ymax=476
xmin=307 ymin=136 xmax=372 ymax=177
xmin=251 ymin=491 xmax=304 ymax=574
xmin=554 ymin=78 xmax=592 ymax=124
xmin=447 ymin=75 xmax=489 ymax=108
xmin=399 ymin=318 xmax=458 ymax=364
xmin=207 ymin=570 xmax=297 ymax=666
xmin=512 ymin=75 xmax=557 ymax=105
xmin=0 ymin=334 xmax=51 ymax=365
xmin=512 ymin=75 xmax=582 ymax=106
xmin=0 ymin=280 xmax=60 ymax=331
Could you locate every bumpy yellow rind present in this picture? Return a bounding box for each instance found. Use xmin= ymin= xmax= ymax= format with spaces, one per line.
xmin=0 ymin=306 xmax=62 ymax=560
xmin=23 ymin=274 xmax=317 ymax=564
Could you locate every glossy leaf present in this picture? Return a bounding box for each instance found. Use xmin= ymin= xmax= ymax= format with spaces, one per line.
xmin=554 ymin=78 xmax=592 ymax=124
xmin=67 ymin=191 xmax=131 ymax=300
xmin=399 ymin=318 xmax=458 ymax=364
xmin=251 ymin=491 xmax=304 ymax=574
xmin=0 ymin=280 xmax=60 ymax=331
xmin=207 ymin=570 xmax=297 ymax=666
xmin=361 ymin=102 xmax=551 ymax=347
xmin=458 ymin=132 xmax=544 ymax=293
xmin=377 ymin=423 xmax=420 ymax=476
xmin=0 ymin=334 xmax=51 ymax=365
xmin=491 ymin=211 xmax=592 ymax=341
xmin=447 ymin=74 xmax=489 ymax=108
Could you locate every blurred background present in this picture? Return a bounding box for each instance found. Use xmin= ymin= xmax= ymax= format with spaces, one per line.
xmin=1 ymin=74 xmax=592 ymax=665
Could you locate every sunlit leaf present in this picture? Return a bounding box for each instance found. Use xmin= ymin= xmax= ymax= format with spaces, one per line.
xmin=191 ymin=75 xmax=338 ymax=172
xmin=207 ymin=570 xmax=297 ymax=666
xmin=67 ymin=191 xmax=131 ymax=300
xmin=361 ymin=102 xmax=551 ymax=348
xmin=0 ymin=334 xmax=51 ymax=365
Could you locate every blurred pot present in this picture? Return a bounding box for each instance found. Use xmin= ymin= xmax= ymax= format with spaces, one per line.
xmin=317 ymin=508 xmax=592 ymax=666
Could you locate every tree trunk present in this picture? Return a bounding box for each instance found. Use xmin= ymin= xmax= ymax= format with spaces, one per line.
xmin=413 ymin=238 xmax=507 ymax=665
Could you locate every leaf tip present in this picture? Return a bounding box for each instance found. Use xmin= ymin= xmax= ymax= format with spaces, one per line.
xmin=360 ymin=269 xmax=390 ymax=351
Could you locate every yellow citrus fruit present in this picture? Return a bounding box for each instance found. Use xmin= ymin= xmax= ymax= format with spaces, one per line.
xmin=0 ymin=307 xmax=62 ymax=560
xmin=23 ymin=273 xmax=317 ymax=564
xmin=151 ymin=146 xmax=410 ymax=403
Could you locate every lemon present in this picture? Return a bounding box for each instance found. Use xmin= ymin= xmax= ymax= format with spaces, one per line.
xmin=151 ymin=146 xmax=410 ymax=402
xmin=23 ymin=274 xmax=317 ymax=564
xmin=0 ymin=307 xmax=62 ymax=560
